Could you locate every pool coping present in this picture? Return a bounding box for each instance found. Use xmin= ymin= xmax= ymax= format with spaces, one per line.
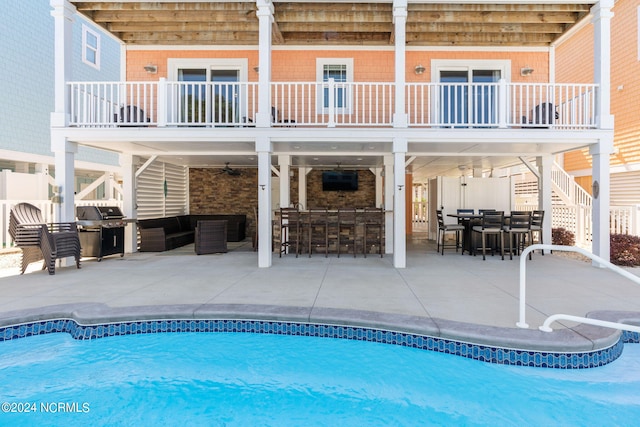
xmin=1 ymin=302 xmax=638 ymax=355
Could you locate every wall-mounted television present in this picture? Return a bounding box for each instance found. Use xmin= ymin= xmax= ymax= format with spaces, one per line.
xmin=322 ymin=170 xmax=358 ymax=191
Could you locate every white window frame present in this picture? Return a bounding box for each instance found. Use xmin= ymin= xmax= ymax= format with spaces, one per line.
xmin=316 ymin=58 xmax=354 ymax=114
xmin=82 ymin=24 xmax=101 ymax=70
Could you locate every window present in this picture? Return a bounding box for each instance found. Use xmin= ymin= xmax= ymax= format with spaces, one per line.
xmin=317 ymin=59 xmax=353 ymax=112
xmin=82 ymin=25 xmax=100 ymax=69
xmin=433 ymin=60 xmax=509 ymax=127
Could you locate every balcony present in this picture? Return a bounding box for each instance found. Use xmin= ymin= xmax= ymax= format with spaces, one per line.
xmin=67 ymin=80 xmax=599 ymax=130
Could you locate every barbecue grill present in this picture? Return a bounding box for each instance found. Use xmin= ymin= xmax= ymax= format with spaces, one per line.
xmin=76 ymin=206 xmax=127 ymax=261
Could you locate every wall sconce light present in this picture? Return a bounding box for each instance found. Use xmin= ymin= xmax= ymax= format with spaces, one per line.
xmin=520 ymin=67 xmax=534 ymax=76
xmin=259 ymin=184 xmax=265 ymax=191
xmin=414 ymin=64 xmax=426 ymax=75
xmin=253 ymin=66 xmax=259 ymax=73
xmin=144 ymin=64 xmax=158 ymax=74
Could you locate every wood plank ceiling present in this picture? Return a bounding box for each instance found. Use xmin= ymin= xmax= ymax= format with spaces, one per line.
xmin=73 ymin=1 xmax=594 ymax=47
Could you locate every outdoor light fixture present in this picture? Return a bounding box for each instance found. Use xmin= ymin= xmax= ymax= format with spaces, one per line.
xmin=414 ymin=64 xmax=426 ymax=75
xmin=520 ymin=67 xmax=534 ymax=76
xmin=253 ymin=66 xmax=259 ymax=73
xmin=144 ymin=64 xmax=158 ymax=74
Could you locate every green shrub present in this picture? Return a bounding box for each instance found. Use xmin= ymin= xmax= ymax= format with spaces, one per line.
xmin=610 ymin=234 xmax=640 ymax=267
xmin=552 ymin=228 xmax=575 ymax=246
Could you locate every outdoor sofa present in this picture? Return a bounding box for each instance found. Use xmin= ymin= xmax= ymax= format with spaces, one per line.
xmin=137 ymin=214 xmax=246 ymax=252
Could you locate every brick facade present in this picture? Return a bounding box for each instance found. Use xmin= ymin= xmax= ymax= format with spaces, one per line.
xmin=189 ymin=167 xmax=377 ymax=239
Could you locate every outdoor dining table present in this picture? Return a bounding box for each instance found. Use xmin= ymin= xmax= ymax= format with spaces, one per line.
xmin=447 ymin=212 xmax=512 ymax=256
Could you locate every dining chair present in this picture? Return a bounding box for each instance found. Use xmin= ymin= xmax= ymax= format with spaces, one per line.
xmin=472 ymin=211 xmax=505 ymax=260
xmin=363 ymin=207 xmax=384 ymax=258
xmin=456 ymin=208 xmax=475 ymax=223
xmin=436 ymin=210 xmax=465 ymax=255
xmin=279 ymin=207 xmax=301 ymax=257
xmin=307 ymin=208 xmax=329 ymax=257
xmin=530 ymin=210 xmax=545 ymax=255
xmin=502 ymin=211 xmax=532 ymax=260
xmin=337 ymin=208 xmax=357 ymax=258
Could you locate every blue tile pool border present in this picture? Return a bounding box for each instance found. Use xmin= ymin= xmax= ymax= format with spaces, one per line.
xmin=0 ymin=318 xmax=636 ymax=369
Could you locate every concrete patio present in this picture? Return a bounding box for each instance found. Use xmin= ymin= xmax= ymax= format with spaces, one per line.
xmin=1 ymin=233 xmax=639 ymax=353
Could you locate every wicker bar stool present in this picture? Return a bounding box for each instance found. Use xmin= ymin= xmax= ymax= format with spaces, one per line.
xmin=337 ymin=208 xmax=357 ymax=258
xmin=363 ymin=207 xmax=384 ymax=258
xmin=279 ymin=207 xmax=301 ymax=257
xmin=307 ymin=208 xmax=329 ymax=257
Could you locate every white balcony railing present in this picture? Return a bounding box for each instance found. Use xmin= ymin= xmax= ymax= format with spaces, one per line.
xmin=67 ymin=80 xmax=599 ymax=129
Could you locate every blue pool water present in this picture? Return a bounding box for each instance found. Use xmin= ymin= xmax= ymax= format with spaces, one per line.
xmin=0 ymin=332 xmax=639 ymax=426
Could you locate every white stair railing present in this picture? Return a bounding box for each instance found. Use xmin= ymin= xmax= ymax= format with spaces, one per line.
xmin=551 ymin=161 xmax=592 ymax=207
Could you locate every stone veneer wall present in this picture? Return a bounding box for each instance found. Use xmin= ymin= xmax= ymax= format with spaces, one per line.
xmin=189 ymin=168 xmax=377 ymax=240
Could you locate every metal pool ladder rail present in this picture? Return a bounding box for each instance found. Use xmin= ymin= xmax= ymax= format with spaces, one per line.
xmin=517 ymin=244 xmax=640 ymax=332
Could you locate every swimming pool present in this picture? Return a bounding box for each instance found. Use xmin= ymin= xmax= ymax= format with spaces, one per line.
xmin=1 ymin=330 xmax=639 ymax=426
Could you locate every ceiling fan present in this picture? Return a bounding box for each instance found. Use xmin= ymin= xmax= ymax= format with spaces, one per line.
xmin=219 ymin=162 xmax=241 ymax=176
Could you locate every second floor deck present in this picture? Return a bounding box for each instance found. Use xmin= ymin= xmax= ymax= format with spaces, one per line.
xmin=67 ymin=80 xmax=599 ymax=130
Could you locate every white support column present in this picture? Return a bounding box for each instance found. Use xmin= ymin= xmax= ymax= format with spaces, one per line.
xmin=536 ymin=155 xmax=553 ymax=249
xmin=393 ymin=138 xmax=407 ymax=268
xmin=383 ymin=154 xmax=394 ymax=255
xmin=120 ymin=154 xmax=138 ymax=253
xmin=278 ymin=155 xmax=291 ymax=208
xmin=591 ymin=0 xmax=614 ymax=264
xmin=50 ymin=0 xmax=75 ymax=127
xmin=256 ymin=0 xmax=274 ymax=127
xmin=298 ymin=167 xmax=308 ymax=210
xmin=51 ymin=134 xmax=76 ymax=223
xmin=393 ymin=0 xmax=408 ymax=128
xmin=591 ymin=138 xmax=613 ymax=264
xmin=374 ymin=167 xmax=384 ymax=208
xmin=592 ymin=0 xmax=615 ymax=130
xmin=257 ymin=137 xmax=273 ymax=268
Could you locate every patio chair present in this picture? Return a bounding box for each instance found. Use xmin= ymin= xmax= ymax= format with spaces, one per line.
xmin=472 ymin=211 xmax=505 ymax=260
xmin=9 ymin=203 xmax=81 ymax=275
xmin=436 ymin=210 xmax=465 ymax=255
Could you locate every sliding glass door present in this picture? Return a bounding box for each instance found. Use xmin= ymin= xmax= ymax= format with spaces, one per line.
xmin=177 ymin=67 xmax=240 ymax=125
xmin=438 ymin=67 xmax=502 ymax=127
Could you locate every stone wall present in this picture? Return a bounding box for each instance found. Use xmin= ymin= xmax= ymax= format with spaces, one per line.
xmin=189 ymin=167 xmax=377 ymax=241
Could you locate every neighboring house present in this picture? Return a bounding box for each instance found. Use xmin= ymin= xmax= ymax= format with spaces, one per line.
xmin=49 ymin=0 xmax=615 ymax=268
xmin=557 ymin=0 xmax=640 ymax=207
xmin=0 ymin=0 xmax=122 ymax=201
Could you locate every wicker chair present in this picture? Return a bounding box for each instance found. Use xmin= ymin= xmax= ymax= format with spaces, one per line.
xmin=194 ymin=220 xmax=228 ymax=255
xmin=9 ymin=203 xmax=81 ymax=275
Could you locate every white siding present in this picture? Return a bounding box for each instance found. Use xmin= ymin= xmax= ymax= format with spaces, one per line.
xmin=136 ymin=160 xmax=188 ymax=219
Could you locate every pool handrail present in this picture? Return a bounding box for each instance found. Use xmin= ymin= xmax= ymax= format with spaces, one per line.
xmin=517 ymin=244 xmax=640 ymax=329
xmin=539 ymin=313 xmax=640 ymax=333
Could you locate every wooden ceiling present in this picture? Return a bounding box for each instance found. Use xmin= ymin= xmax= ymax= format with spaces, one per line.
xmin=73 ymin=1 xmax=594 ymax=47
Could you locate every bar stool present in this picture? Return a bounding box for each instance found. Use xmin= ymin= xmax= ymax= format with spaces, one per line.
xmin=436 ymin=210 xmax=465 ymax=255
xmin=307 ymin=208 xmax=329 ymax=257
xmin=502 ymin=211 xmax=532 ymax=260
xmin=530 ymin=210 xmax=545 ymax=255
xmin=279 ymin=207 xmax=300 ymax=257
xmin=337 ymin=208 xmax=357 ymax=258
xmin=472 ymin=211 xmax=505 ymax=260
xmin=363 ymin=207 xmax=384 ymax=258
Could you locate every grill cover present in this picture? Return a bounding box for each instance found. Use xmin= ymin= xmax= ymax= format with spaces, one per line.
xmin=77 ymin=206 xmax=124 ymax=221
